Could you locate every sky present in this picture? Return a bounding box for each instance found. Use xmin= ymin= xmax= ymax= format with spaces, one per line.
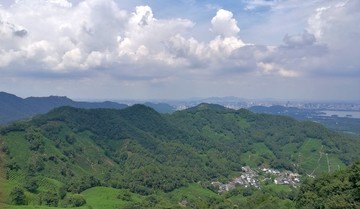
xmin=0 ymin=0 xmax=359 ymax=101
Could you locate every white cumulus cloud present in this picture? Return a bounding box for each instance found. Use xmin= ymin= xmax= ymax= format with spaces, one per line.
xmin=306 ymin=0 xmax=360 ymax=76
xmin=211 ymin=9 xmax=240 ymax=37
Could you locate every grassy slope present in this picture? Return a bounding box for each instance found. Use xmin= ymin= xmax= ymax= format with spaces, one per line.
xmin=81 ymin=187 xmax=142 ymax=209
xmin=240 ymin=143 xmax=276 ymax=167
xmin=298 ymin=138 xmax=345 ymax=176
xmin=1 ymin=184 xmax=216 ymax=209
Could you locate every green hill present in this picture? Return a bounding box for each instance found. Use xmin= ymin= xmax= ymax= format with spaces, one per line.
xmin=0 ymin=104 xmax=359 ymax=208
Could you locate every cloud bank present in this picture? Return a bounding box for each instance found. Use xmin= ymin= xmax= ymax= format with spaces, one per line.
xmin=0 ymin=0 xmax=359 ymax=100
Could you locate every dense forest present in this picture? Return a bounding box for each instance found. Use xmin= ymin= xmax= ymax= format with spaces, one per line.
xmin=0 ymin=104 xmax=359 ymax=208
xmin=296 ymin=160 xmax=360 ymax=208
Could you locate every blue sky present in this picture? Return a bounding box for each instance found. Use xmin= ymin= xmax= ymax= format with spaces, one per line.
xmin=0 ymin=0 xmax=359 ymax=101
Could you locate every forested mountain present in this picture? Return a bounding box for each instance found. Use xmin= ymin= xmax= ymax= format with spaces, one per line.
xmin=0 ymin=104 xmax=359 ymax=208
xmin=0 ymin=92 xmax=127 ymax=124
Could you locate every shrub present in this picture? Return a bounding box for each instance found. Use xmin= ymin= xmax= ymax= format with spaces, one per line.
xmin=61 ymin=194 xmax=86 ymax=207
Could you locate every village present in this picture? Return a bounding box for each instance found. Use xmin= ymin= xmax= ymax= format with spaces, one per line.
xmin=211 ymin=166 xmax=301 ymax=193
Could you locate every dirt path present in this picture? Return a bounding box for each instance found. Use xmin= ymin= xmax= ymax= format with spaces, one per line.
xmin=326 ymin=153 xmax=331 ymax=173
xmin=310 ymin=146 xmax=324 ymax=176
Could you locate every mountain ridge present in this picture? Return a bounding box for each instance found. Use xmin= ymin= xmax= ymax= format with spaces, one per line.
xmin=0 ymin=91 xmax=128 ymax=125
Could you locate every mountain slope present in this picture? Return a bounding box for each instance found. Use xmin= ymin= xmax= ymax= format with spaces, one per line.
xmin=0 ymin=104 xmax=359 ymax=208
xmin=169 ymin=104 xmax=359 ymax=172
xmin=0 ymin=92 xmax=127 ymax=124
xmin=296 ymin=160 xmax=360 ymax=208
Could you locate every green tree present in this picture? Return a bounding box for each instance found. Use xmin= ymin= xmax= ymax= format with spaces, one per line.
xmin=24 ymin=177 xmax=38 ymax=193
xmin=25 ymin=127 xmax=45 ymax=152
xmin=10 ymin=187 xmax=26 ymax=205
xmin=58 ymin=185 xmax=67 ymax=199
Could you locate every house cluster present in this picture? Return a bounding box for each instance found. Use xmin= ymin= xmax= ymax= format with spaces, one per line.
xmin=211 ymin=166 xmax=260 ymax=193
xmin=261 ymin=167 xmax=301 ymax=187
xmin=212 ymin=166 xmax=301 ymax=193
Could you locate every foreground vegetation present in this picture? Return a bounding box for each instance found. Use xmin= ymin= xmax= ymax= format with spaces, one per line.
xmin=0 ymin=104 xmax=359 ymax=208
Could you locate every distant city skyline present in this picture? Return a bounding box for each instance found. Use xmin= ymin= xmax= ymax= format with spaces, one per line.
xmin=0 ymin=0 xmax=359 ymax=101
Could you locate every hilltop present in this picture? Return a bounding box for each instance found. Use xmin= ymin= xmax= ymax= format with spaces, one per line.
xmin=0 ymin=103 xmax=359 ymax=208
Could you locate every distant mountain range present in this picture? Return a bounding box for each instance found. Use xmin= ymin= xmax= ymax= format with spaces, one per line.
xmin=0 ymin=92 xmax=180 ymax=125
xmin=1 ymin=92 xmax=359 ymax=135
xmin=0 ymin=92 xmax=128 ymax=124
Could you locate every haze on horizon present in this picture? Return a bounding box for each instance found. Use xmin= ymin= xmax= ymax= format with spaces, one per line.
xmin=0 ymin=0 xmax=359 ymax=101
